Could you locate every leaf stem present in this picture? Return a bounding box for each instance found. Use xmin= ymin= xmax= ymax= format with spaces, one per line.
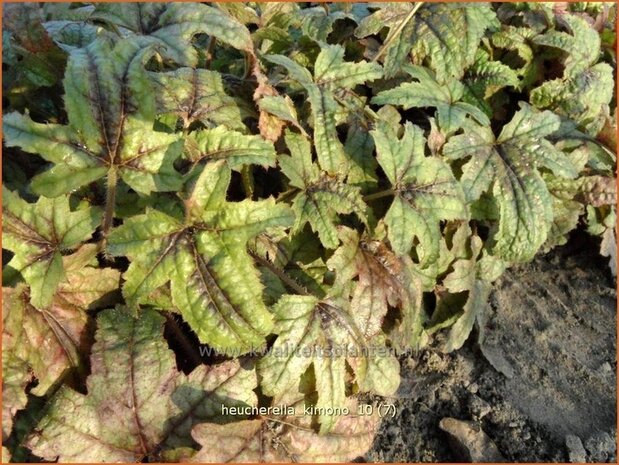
xmin=363 ymin=188 xmax=396 ymax=201
xmin=249 ymin=250 xmax=309 ymax=296
xmin=205 ymin=37 xmax=217 ymax=69
xmin=373 ymin=2 xmax=424 ymax=63
xmin=101 ymin=167 xmax=118 ymax=253
xmin=242 ymin=52 xmax=253 ymax=81
xmin=278 ymin=187 xmax=300 ymax=203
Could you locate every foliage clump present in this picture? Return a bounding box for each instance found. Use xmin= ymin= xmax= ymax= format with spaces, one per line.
xmin=2 ymin=2 xmax=616 ymax=462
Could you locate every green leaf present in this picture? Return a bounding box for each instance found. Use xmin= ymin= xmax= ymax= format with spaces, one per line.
xmin=462 ymin=49 xmax=520 ymax=114
xmin=280 ymin=131 xmax=368 ymax=249
xmin=443 ymin=103 xmax=576 ymax=262
xmin=3 ymin=36 xmax=184 ymax=198
xmin=345 ymin=121 xmax=379 ymax=192
xmin=296 ymin=6 xmax=349 ymax=42
xmin=258 ymin=94 xmax=305 ymax=135
xmin=356 ymin=3 xmax=497 ymax=79
xmin=533 ymin=14 xmax=601 ymax=77
xmin=43 ymin=20 xmax=101 ymax=52
xmin=184 ymin=126 xmax=277 ymax=171
xmin=26 ymin=307 xmax=258 ymax=462
xmin=91 ymin=3 xmax=253 ymax=66
xmin=531 ymin=63 xmax=613 ymax=135
xmin=2 ymin=188 xmax=101 ymax=308
xmin=438 ymin=228 xmax=504 ymax=352
xmin=266 ymin=45 xmax=382 ymax=175
xmin=149 ymin=67 xmax=244 ymax=130
xmin=108 ymin=161 xmax=293 ymax=354
xmin=373 ymin=65 xmax=490 ymax=133
xmin=529 ymin=15 xmax=613 ymax=135
xmin=258 ymin=295 xmax=370 ymax=433
xmin=372 ymin=121 xmax=467 ymax=264
xmin=491 ymin=25 xmax=541 ymax=88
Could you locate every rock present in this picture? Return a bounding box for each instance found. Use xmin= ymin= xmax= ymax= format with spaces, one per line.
xmin=479 ymin=344 xmax=515 ymax=379
xmin=600 ymin=362 xmax=612 ymax=373
xmin=565 ymin=435 xmax=587 ymax=463
xmin=467 ymin=382 xmax=479 ymax=394
xmin=584 ymin=431 xmax=616 ymax=462
xmin=439 ymin=418 xmax=505 ymax=462
xmin=468 ymin=395 xmax=492 ymax=420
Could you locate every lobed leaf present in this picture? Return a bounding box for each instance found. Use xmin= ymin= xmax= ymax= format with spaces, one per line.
xmin=443 ymin=104 xmax=576 ymax=262
xmin=184 ymin=126 xmax=277 ymax=171
xmin=149 ymin=67 xmax=244 ymax=130
xmin=91 ymin=3 xmax=253 ymax=66
xmin=3 ymin=36 xmax=184 ymax=200
xmin=267 ymin=45 xmax=382 ymax=175
xmin=373 ymin=65 xmax=490 ymax=133
xmin=2 ymin=188 xmax=101 ymax=308
xmin=281 ymin=131 xmax=368 ymax=249
xmin=372 ymin=120 xmax=467 ymax=264
xmin=109 ymin=161 xmax=293 ymax=354
xmin=26 ymin=307 xmax=258 ymax=462
xmin=356 ymin=3 xmax=497 ymax=79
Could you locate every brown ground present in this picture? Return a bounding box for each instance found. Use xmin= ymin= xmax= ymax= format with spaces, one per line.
xmin=364 ymin=234 xmax=617 ymax=463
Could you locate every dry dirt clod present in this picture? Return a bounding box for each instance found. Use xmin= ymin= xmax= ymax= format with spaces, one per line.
xmin=439 ymin=417 xmax=505 ymax=462
xmin=468 ymin=395 xmax=492 ymax=420
xmin=584 ymin=431 xmax=617 ymax=462
xmin=565 ymin=435 xmax=587 ymax=463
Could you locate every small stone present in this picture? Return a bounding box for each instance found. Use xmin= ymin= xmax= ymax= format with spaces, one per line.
xmin=439 ymin=417 xmax=505 ymax=462
xmin=600 ymin=362 xmax=612 ymax=373
xmin=468 ymin=395 xmax=492 ymax=420
xmin=565 ymin=435 xmax=587 ymax=463
xmin=480 ymin=344 xmax=515 ymax=379
xmin=467 ymin=382 xmax=479 ymax=394
xmin=584 ymin=431 xmax=615 ymax=462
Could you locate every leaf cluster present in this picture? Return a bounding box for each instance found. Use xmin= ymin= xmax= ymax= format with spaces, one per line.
xmin=2 ymin=2 xmax=616 ymax=462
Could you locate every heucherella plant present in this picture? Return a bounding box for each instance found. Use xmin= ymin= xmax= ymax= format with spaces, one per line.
xmin=2 ymin=2 xmax=616 ymax=462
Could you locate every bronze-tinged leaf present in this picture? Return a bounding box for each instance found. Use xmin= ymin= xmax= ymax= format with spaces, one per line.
xmin=580 ymin=176 xmax=617 ymax=207
xmin=2 ymin=252 xmax=120 ymax=394
xmin=26 ymin=308 xmax=259 ymax=462
xmin=191 ymin=399 xmax=380 ymax=463
xmin=4 ymin=3 xmax=57 ymax=53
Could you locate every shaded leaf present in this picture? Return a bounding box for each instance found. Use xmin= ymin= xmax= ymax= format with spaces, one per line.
xmin=26 ymin=307 xmax=258 ymax=462
xmin=91 ymin=3 xmax=253 ymax=66
xmin=149 ymin=67 xmax=244 ymax=130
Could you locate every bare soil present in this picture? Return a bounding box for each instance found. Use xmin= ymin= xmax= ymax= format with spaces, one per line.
xmin=364 ymin=234 xmax=617 ymax=463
